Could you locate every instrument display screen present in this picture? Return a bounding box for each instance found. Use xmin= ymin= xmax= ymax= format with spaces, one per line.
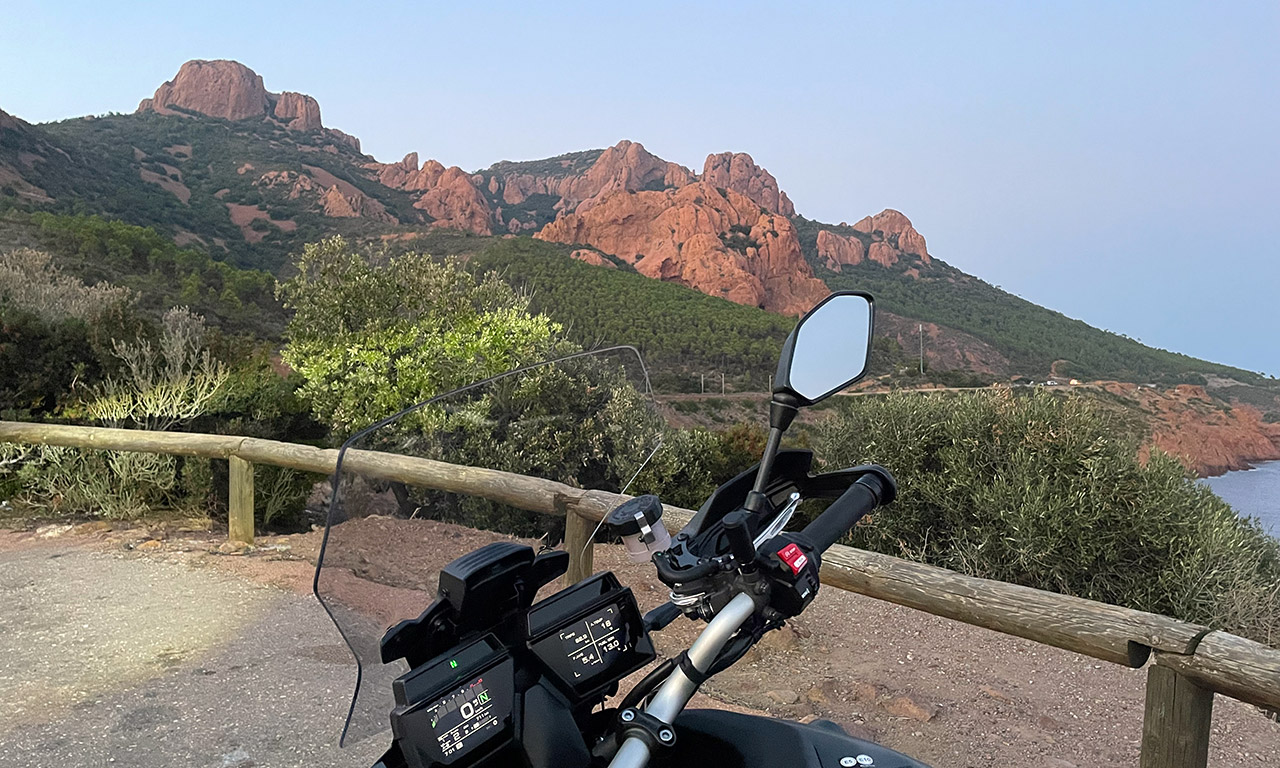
xmin=527 ymin=573 xmax=655 ymax=701
xmin=426 ymin=674 xmax=503 ymax=761
xmin=558 ymin=604 xmax=628 ymax=678
xmin=390 ymin=636 xmax=514 ymax=767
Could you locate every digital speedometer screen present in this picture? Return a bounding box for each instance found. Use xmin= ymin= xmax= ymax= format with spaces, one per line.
xmin=426 ymin=675 xmax=503 ymax=760
xmin=558 ymin=604 xmax=629 ymax=678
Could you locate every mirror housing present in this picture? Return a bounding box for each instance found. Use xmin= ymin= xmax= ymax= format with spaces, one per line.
xmin=745 ymin=291 xmax=877 ymax=508
xmin=773 ymin=291 xmax=875 ymax=407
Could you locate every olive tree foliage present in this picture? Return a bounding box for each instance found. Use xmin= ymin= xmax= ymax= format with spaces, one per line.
xmin=815 ymin=388 xmax=1280 ymax=644
xmin=375 ymin=352 xmax=665 ymax=537
xmin=277 ymin=236 xmax=560 ymax=436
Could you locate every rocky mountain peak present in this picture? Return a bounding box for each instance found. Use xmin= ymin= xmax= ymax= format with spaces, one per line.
xmin=136 ymin=60 xmax=335 ymax=139
xmin=701 ymin=151 xmax=795 ymax=216
xmin=852 ymin=209 xmax=930 ymax=261
xmin=271 ymin=91 xmax=322 ymax=132
xmin=138 ymin=60 xmax=270 ymax=121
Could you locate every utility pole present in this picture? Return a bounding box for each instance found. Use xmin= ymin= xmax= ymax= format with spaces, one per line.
xmin=721 ymin=373 xmax=726 ymax=395
xmin=700 ymin=373 xmax=705 ymax=394
xmin=768 ymin=373 xmax=772 ymax=392
xmin=919 ymin=323 xmax=925 ymax=375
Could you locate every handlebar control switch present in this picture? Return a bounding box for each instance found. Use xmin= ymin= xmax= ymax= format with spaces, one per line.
xmin=757 ymin=533 xmax=822 ymax=619
xmin=606 ymin=495 xmax=672 ymax=563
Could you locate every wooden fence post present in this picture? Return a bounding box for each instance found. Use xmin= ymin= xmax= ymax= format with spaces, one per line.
xmin=228 ymin=455 xmax=255 ymax=545
xmin=562 ymin=503 xmax=595 ymax=588
xmin=1141 ymin=664 xmax=1214 ymax=768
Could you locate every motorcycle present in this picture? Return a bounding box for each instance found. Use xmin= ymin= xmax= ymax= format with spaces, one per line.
xmin=315 ymin=291 xmax=933 ymax=768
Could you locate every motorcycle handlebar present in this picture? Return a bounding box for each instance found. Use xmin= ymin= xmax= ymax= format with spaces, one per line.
xmin=800 ymin=466 xmax=896 ymax=553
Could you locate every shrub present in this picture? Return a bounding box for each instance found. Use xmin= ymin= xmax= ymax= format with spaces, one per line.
xmin=0 ymin=247 xmax=134 ymax=322
xmin=278 ymin=236 xmax=560 ymax=436
xmin=814 ymin=388 xmax=1280 ymax=644
xmin=1 ymin=307 xmax=231 ymax=520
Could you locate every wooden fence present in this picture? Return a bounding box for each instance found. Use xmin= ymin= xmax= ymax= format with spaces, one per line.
xmin=1 ymin=420 xmax=1277 ymax=768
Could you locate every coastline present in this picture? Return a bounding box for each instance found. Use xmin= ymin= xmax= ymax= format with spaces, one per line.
xmin=1106 ymin=383 xmax=1280 ymax=478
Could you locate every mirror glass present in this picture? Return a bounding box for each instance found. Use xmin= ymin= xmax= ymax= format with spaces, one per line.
xmin=788 ymin=294 xmax=873 ymax=402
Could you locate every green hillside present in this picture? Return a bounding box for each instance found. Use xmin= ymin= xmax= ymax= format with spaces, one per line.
xmin=3 ymin=112 xmax=422 ymax=272
xmin=792 ymin=217 xmax=1266 ymax=385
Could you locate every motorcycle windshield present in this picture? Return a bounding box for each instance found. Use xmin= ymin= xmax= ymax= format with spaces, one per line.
xmin=313 ymin=347 xmax=662 ymax=746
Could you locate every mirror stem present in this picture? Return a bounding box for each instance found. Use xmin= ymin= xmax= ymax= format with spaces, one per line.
xmin=748 ymin=394 xmax=801 ymax=509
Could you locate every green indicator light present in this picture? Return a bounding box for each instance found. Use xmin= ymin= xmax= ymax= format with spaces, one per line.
xmin=450 ymin=659 xmax=458 ymax=669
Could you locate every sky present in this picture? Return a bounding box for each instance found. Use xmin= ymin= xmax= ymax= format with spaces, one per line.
xmin=2 ymin=0 xmax=1277 ymax=375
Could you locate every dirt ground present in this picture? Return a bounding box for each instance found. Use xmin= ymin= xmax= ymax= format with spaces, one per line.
xmin=5 ymin=518 xmax=1278 ymax=768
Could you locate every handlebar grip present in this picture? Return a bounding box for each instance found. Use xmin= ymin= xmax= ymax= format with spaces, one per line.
xmin=801 ymin=468 xmax=895 ymax=553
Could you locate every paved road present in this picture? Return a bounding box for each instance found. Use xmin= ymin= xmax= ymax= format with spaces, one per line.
xmin=0 ymin=544 xmax=385 ymax=767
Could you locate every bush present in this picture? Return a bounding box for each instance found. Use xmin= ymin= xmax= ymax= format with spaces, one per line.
xmin=278 ymin=236 xmax=561 ymax=436
xmin=0 ymin=307 xmax=231 ymax=521
xmin=814 ymin=388 xmax=1280 ymax=644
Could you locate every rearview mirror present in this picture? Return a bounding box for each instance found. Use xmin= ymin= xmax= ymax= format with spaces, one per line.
xmin=774 ymin=292 xmax=875 ymax=406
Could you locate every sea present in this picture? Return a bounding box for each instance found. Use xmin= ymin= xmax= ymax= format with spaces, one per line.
xmin=1203 ymin=460 xmax=1280 ymax=539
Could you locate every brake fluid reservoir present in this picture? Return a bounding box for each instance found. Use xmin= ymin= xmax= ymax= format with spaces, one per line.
xmin=605 ymin=494 xmax=671 ymax=563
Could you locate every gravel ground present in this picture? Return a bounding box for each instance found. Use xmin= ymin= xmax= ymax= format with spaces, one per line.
xmin=0 ymin=537 xmax=385 ymax=768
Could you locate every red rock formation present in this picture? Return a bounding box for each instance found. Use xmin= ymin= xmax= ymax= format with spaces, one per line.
xmin=497 ymin=140 xmax=693 ymax=212
xmin=138 ymin=60 xmax=270 ymax=121
xmin=1109 ymin=383 xmax=1280 ymax=476
xmin=413 ymin=166 xmax=493 ymax=234
xmin=701 ymin=152 xmax=795 ymax=216
xmin=137 ymin=60 xmax=347 ymax=140
xmin=321 ymin=185 xmax=360 ymax=217
xmin=370 ymin=152 xmax=419 ymax=188
xmin=255 ymin=169 xmax=319 ymax=199
xmin=326 ymin=128 xmax=361 ymax=153
xmin=272 ymin=91 xmax=322 ymax=131
xmin=853 ymin=209 xmax=930 ymax=263
xmin=536 ymin=182 xmax=826 ymax=315
xmin=319 ymin=184 xmax=397 ymax=223
xmin=816 ymin=229 xmax=865 ymax=271
xmin=868 ymin=241 xmax=899 ymax=267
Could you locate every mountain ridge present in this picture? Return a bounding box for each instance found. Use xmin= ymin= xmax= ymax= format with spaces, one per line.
xmin=0 ymin=58 xmax=1273 ymax=388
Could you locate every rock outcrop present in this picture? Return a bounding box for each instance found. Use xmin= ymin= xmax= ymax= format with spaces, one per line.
xmin=138 ymin=60 xmax=270 ymax=121
xmin=137 ymin=60 xmax=351 ymax=145
xmin=701 ymin=152 xmax=794 ymax=216
xmin=852 ymin=209 xmax=930 ymax=262
xmin=272 ymin=91 xmax=322 ymax=131
xmin=326 ymin=128 xmax=361 ymax=152
xmin=1113 ymin=383 xmax=1280 ymax=477
xmin=569 ymin=249 xmax=615 ymax=268
xmin=365 ymin=153 xmax=490 ymax=233
xmin=413 ymin=166 xmax=493 ymax=235
xmin=496 ymin=140 xmax=694 ymax=213
xmin=816 ymin=229 xmax=866 ymax=271
xmin=536 ymin=181 xmax=827 ymax=315
xmin=255 ymin=169 xmax=319 ymax=199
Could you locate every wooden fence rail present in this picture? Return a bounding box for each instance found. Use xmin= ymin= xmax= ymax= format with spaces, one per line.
xmin=1 ymin=420 xmax=1277 ymax=768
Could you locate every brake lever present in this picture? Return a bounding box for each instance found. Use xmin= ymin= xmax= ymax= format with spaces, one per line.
xmin=753 ymin=492 xmax=800 ymax=548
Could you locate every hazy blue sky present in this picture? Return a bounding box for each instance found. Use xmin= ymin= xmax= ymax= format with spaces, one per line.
xmin=3 ymin=1 xmax=1277 ymax=375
